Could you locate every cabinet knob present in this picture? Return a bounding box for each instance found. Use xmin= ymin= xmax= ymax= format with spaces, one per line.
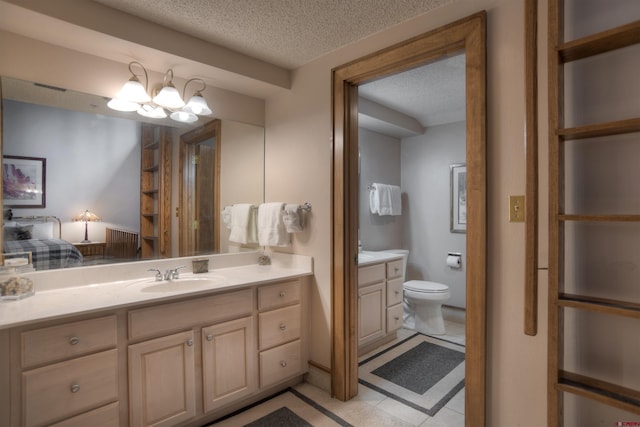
xmin=394 ymin=267 xmax=399 ymax=273
xmin=280 ymin=360 xmax=287 ymax=368
xmin=395 ymin=290 xmax=399 ymax=295
xmin=279 ymin=324 xmax=286 ymax=331
xmin=206 ymin=334 xmax=213 ymax=341
xmin=186 ymin=339 xmax=193 ymax=347
xmin=70 ymin=384 xmax=80 ymax=393
xmin=69 ymin=336 xmax=80 ymax=346
xmin=279 ymin=291 xmax=286 ymax=297
xmin=394 ymin=316 xmax=400 ymax=321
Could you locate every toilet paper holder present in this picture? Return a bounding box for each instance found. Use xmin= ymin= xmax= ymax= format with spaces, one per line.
xmin=447 ymin=252 xmax=462 ymax=269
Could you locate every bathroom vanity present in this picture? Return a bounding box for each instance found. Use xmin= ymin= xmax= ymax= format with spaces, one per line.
xmin=357 ymin=252 xmax=404 ymax=353
xmin=0 ymin=252 xmax=312 ymax=427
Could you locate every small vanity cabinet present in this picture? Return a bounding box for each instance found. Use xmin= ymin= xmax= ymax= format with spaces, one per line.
xmin=16 ymin=315 xmax=119 ymax=427
xmin=358 ymin=258 xmax=404 ymax=351
xmin=2 ymin=276 xmax=309 ymax=427
xmin=257 ymin=280 xmax=303 ymax=388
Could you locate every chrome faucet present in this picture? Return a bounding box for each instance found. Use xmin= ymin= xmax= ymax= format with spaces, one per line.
xmin=147 ymin=268 xmax=163 ymax=282
xmin=164 ymin=265 xmax=186 ymax=281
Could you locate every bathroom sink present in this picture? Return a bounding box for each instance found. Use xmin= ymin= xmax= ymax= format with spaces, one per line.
xmin=137 ymin=276 xmax=226 ymax=293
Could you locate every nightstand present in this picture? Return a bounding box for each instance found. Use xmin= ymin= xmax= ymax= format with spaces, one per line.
xmin=73 ymin=242 xmax=106 ymax=259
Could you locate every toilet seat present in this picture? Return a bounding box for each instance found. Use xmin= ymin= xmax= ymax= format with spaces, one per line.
xmin=404 ymin=280 xmax=448 ymax=293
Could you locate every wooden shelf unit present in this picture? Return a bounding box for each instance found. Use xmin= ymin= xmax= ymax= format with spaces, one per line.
xmin=140 ymin=123 xmax=171 ymax=259
xmin=548 ymin=2 xmax=640 ymax=424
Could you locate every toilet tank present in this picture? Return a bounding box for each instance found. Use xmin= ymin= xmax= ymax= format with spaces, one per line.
xmin=381 ymin=249 xmax=409 ymax=282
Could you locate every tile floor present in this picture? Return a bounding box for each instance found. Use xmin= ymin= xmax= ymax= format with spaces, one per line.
xmin=214 ymin=319 xmax=466 ymax=427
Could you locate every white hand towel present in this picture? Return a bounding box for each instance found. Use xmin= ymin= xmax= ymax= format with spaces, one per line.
xmin=388 ymin=184 xmax=402 ymax=216
xmin=370 ymin=183 xmax=402 ymax=216
xmin=229 ymin=204 xmax=258 ymax=244
xmin=282 ymin=204 xmax=303 ymax=233
xmin=258 ymin=202 xmax=289 ymax=246
xmin=221 ymin=206 xmax=233 ymax=230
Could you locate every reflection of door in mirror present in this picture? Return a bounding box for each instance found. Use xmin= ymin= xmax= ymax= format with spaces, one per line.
xmin=179 ymin=120 xmax=221 ymax=256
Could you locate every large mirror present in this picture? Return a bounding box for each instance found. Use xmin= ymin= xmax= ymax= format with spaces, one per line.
xmin=1 ymin=76 xmax=264 ymax=271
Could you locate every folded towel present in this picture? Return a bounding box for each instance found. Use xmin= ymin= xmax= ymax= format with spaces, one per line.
xmin=221 ymin=206 xmax=233 ymax=230
xmin=229 ymin=204 xmax=258 ymax=244
xmin=282 ymin=204 xmax=304 ymax=233
xmin=370 ymin=183 xmax=402 ymax=216
xmin=258 ymin=202 xmax=289 ymax=246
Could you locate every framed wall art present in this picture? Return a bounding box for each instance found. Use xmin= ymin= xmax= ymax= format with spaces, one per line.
xmin=450 ymin=163 xmax=466 ymax=233
xmin=3 ymin=155 xmax=46 ymax=208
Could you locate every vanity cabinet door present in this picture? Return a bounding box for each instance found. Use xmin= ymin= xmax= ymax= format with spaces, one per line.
xmin=202 ymin=316 xmax=257 ymax=413
xmin=358 ymin=282 xmax=386 ymax=346
xmin=128 ymin=331 xmax=196 ymax=427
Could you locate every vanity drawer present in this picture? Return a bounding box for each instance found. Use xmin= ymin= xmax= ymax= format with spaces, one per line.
xmin=386 ymin=278 xmax=404 ymax=306
xmin=387 ymin=304 xmax=404 ymax=332
xmin=259 ymin=304 xmax=301 ymax=350
xmin=358 ymin=263 xmax=385 ymax=287
xmin=129 ymin=289 xmax=253 ymax=340
xmin=23 ymin=349 xmax=118 ymax=427
xmin=49 ymin=402 xmax=119 ymax=427
xmin=259 ymin=339 xmax=302 ymax=388
xmin=258 ymin=280 xmax=300 ymax=311
xmin=386 ymin=260 xmax=404 ymax=279
xmin=21 ymin=315 xmax=117 ymax=368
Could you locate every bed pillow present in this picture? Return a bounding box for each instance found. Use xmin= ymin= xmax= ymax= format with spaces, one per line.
xmin=30 ymin=222 xmax=55 ymax=239
xmin=4 ymin=225 xmax=34 ymax=241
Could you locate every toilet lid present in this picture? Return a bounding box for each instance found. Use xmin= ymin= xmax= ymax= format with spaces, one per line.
xmin=404 ymin=280 xmax=449 ymax=293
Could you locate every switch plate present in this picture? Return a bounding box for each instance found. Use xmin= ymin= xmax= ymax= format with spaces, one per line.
xmin=509 ymin=195 xmax=525 ymax=222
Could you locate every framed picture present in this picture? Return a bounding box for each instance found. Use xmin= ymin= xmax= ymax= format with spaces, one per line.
xmin=3 ymin=156 xmax=46 ymax=208
xmin=450 ymin=163 xmax=466 ymax=233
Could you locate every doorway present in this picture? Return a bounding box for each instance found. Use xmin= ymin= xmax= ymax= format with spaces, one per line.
xmin=179 ymin=119 xmax=221 ymax=256
xmin=331 ymin=12 xmax=486 ymax=426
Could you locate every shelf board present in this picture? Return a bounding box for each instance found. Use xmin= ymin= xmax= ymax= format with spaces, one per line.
xmin=558 ymin=214 xmax=640 ymax=222
xmin=141 ymin=189 xmax=159 ymax=195
xmin=142 ymin=165 xmax=159 ymax=173
xmin=558 ymin=370 xmax=640 ymax=416
xmin=558 ymin=20 xmax=640 ymax=63
xmin=559 ymin=293 xmax=640 ymax=319
xmin=143 ymin=141 xmax=160 ymax=150
xmin=141 ymin=213 xmax=157 ymax=218
xmin=558 ymin=117 xmax=640 ymax=140
xmin=141 ymin=235 xmax=158 ymax=241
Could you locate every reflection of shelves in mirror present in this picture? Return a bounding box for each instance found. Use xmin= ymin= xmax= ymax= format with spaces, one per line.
xmin=140 ymin=123 xmax=171 ymax=259
xmin=143 ymin=141 xmax=160 ymax=150
xmin=142 ymin=165 xmax=159 ymax=173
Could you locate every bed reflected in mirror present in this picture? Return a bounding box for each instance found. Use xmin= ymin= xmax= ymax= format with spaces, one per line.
xmin=1 ymin=76 xmax=265 ymax=270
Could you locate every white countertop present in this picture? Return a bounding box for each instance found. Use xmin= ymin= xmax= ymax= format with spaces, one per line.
xmin=0 ymin=252 xmax=313 ymax=330
xmin=357 ymin=250 xmax=403 ymax=266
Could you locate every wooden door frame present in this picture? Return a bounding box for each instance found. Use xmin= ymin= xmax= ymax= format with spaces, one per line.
xmin=331 ymin=12 xmax=487 ymax=425
xmin=179 ymin=119 xmax=222 ymax=256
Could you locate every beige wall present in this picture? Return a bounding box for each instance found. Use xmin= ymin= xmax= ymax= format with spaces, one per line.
xmin=0 ymin=0 xmax=556 ymax=425
xmin=265 ymin=0 xmax=549 ymax=425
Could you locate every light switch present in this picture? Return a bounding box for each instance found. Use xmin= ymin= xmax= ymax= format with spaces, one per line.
xmin=509 ymin=195 xmax=525 ymax=222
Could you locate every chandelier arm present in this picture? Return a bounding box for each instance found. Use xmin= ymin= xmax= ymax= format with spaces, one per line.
xmin=163 ymin=69 xmax=175 ymax=86
xmin=128 ymin=61 xmax=149 ymax=93
xmin=182 ymin=78 xmax=206 ymax=99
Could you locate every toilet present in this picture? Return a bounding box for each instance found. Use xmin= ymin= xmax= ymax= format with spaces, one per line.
xmin=382 ymin=249 xmax=450 ymax=335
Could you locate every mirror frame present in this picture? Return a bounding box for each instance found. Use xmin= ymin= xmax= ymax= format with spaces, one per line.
xmin=331 ymin=11 xmax=487 ymax=425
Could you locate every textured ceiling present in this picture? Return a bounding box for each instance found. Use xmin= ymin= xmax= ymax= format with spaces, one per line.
xmin=91 ymin=0 xmax=464 ymax=133
xmin=359 ymin=53 xmax=466 ymax=129
xmin=93 ymin=0 xmax=454 ymax=69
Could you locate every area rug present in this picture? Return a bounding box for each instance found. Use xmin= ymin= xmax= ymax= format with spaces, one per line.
xmin=208 ymin=387 xmax=353 ymax=427
xmin=359 ymin=333 xmax=465 ymax=416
